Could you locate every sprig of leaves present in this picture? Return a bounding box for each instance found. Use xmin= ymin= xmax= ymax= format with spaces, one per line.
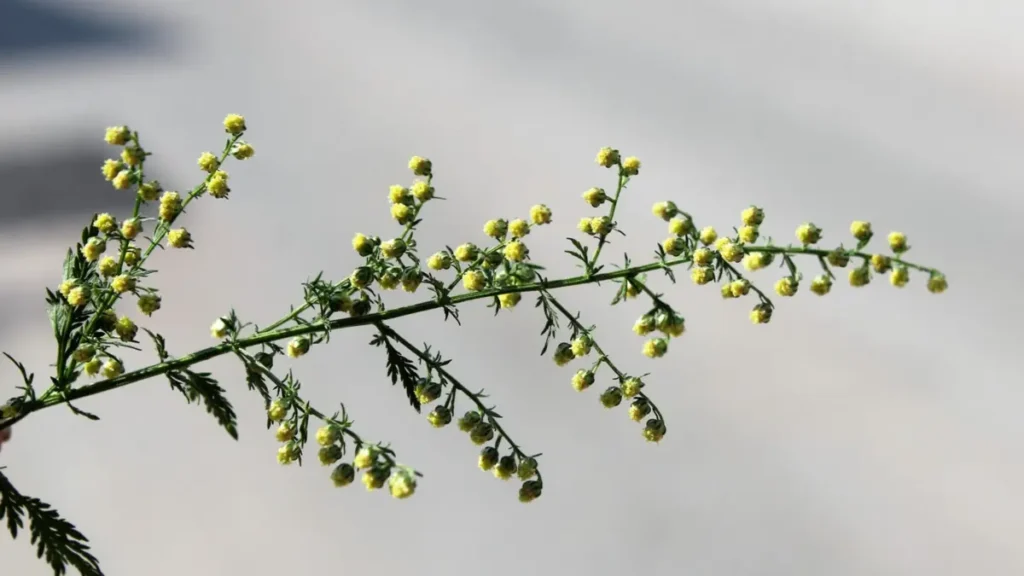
xmin=0 ymin=471 xmax=102 ymax=576
xmin=369 ymin=326 xmax=422 ymax=412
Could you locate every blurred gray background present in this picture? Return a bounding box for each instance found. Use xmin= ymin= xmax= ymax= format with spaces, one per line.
xmin=1 ymin=0 xmax=1022 ymax=574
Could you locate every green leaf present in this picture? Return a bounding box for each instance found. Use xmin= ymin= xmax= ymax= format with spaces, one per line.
xmin=0 ymin=470 xmax=103 ymax=576
xmin=167 ymin=370 xmax=239 ymax=440
xmin=369 ymin=330 xmax=422 ymax=412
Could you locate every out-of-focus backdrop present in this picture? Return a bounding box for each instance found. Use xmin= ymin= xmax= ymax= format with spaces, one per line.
xmin=1 ymin=1 xmax=1021 ymax=574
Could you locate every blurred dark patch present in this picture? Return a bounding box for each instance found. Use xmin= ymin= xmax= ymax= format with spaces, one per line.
xmin=0 ymin=0 xmax=164 ymax=60
xmin=0 ymin=141 xmax=145 ymax=224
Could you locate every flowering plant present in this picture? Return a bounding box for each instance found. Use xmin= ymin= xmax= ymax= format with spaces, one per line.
xmin=0 ymin=115 xmax=947 ymax=575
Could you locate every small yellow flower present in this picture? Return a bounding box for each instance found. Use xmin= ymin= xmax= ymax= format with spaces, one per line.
xmin=850 ymin=221 xmax=872 ymax=242
xmin=58 ymin=279 xmax=76 ymax=297
xmin=589 ymin=216 xmax=613 ymax=236
xmin=738 ymin=225 xmax=759 ymax=244
xmin=136 ymin=294 xmax=161 ymax=316
xmin=503 ymin=241 xmax=528 ymax=262
xmin=83 ymin=358 xmax=102 ymax=376
xmin=742 ymin=252 xmax=771 ymax=271
xmin=749 ymin=304 xmax=772 ymax=325
xmin=315 ymin=425 xmax=340 ymax=447
xmin=719 ymin=241 xmax=744 ymax=263
xmin=138 ymin=181 xmax=161 ymax=202
xmin=223 ymin=113 xmax=246 ymax=135
xmin=652 ymin=201 xmax=678 ymax=221
xmin=379 ymin=238 xmax=406 ymax=259
xmin=93 ymin=213 xmax=117 ymax=234
xmin=827 ymin=249 xmax=850 ymax=268
xmin=661 ymin=314 xmax=685 ymax=338
xmin=121 ymin=145 xmax=143 ymax=167
xmin=870 ymin=254 xmax=891 ymax=273
xmin=72 ymin=346 xmax=95 ymax=363
xmin=600 ymin=386 xmax=623 ymax=408
xmin=352 ymin=233 xmax=374 ymax=256
xmin=774 ymin=277 xmax=798 ymax=297
xmin=111 ymin=170 xmax=132 ymax=190
xmin=484 ymin=219 xmax=509 ymax=239
xmin=453 ymin=243 xmax=479 ymax=262
xmin=795 ymin=223 xmax=822 ymax=245
xmin=571 ymin=369 xmax=594 ymax=391
xmin=621 ymin=378 xmax=643 ymax=397
xmin=231 ymin=142 xmax=255 ymax=160
xmin=577 ymin=217 xmax=593 ymax=234
xmin=849 ymin=267 xmax=871 ymax=287
xmin=104 ymin=126 xmax=130 ymax=145
xmin=330 ymin=463 xmax=356 ymax=487
xmin=207 ymin=172 xmax=230 ymax=199
xmin=267 ymin=400 xmax=287 ymax=422
xmin=110 ymin=274 xmax=136 ymax=294
xmin=353 ymin=446 xmax=377 ymax=469
xmin=570 ymin=335 xmax=593 ymax=357
xmin=508 ymin=219 xmax=530 ymax=238
xmin=498 ymin=292 xmax=521 ymax=308
xmin=582 ymin=187 xmax=607 ymax=207
xmin=427 ymin=406 xmax=452 ymax=428
xmin=668 ymin=217 xmax=693 ymax=236
xmin=643 ymin=419 xmax=667 ymax=443
xmin=809 ymin=275 xmax=832 ymax=296
xmin=401 ymin=270 xmax=422 ymax=293
xmin=741 ymin=206 xmax=765 ymax=226
xmin=642 ymin=338 xmax=668 ymax=358
xmin=887 ymin=231 xmax=908 ymax=253
xmin=197 ymin=152 xmax=220 ymax=173
xmin=890 ymin=266 xmax=909 ymax=287
xmin=67 ymin=286 xmax=90 ymax=307
xmin=408 ymin=156 xmax=432 ymax=176
xmin=595 ymin=147 xmax=620 ymax=168
xmin=277 ymin=443 xmax=299 ymax=465
xmin=518 ymin=458 xmax=538 ymax=480
xmin=123 ymin=247 xmax=141 ymax=267
xmin=927 ymin=273 xmax=948 ymax=294
xmin=389 ymin=185 xmax=411 ymax=204
xmin=729 ymin=279 xmax=750 ymax=298
xmin=692 ymin=247 xmax=714 ymax=266
xmin=529 ymin=204 xmax=553 ymax=225
xmin=698 ymin=226 xmax=717 ymax=246
xmin=633 ymin=314 xmax=655 ymax=336
xmin=462 ymin=270 xmax=486 ymax=291
xmin=286 ymin=337 xmax=310 ymax=358
xmin=390 ymin=202 xmax=413 ymax=224
xmin=493 ymin=456 xmax=517 ymax=481
xmin=690 ymin=267 xmax=715 ymax=285
xmin=411 ymin=181 xmax=434 ymax=201
xmin=378 ymin=268 xmax=400 ymax=290
xmin=167 ymin=228 xmax=192 ymax=249
xmin=101 ymin=159 xmax=123 ymax=181
xmin=101 ymin=358 xmax=124 ymax=378
xmin=97 ymin=256 xmax=118 ymax=277
xmin=159 ymin=191 xmax=182 ymax=221
xmin=621 ymin=156 xmax=641 ymax=176
xmin=479 ymin=447 xmax=499 ymax=471
xmin=662 ymin=237 xmax=686 ymax=257
xmin=427 ymin=252 xmax=452 ymax=270
xmin=629 ymin=398 xmax=652 ymax=422
xmin=114 ymin=316 xmax=137 ymax=342
xmin=456 ymin=411 xmax=482 ymax=433
xmin=120 ymin=218 xmax=142 ymax=240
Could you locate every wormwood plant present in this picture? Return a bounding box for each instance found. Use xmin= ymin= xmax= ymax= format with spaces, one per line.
xmin=0 ymin=115 xmax=948 ymax=575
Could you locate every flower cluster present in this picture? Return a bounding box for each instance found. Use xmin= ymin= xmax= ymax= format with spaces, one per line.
xmin=0 ymin=119 xmax=948 ymax=576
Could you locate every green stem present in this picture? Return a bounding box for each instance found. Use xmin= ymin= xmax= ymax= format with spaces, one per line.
xmin=587 ymin=170 xmax=627 ymax=272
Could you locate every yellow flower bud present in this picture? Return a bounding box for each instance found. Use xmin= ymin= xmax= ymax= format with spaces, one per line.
xmin=479 ymin=447 xmax=499 ymax=471
xmin=572 ymin=369 xmax=595 ymax=391
xmin=741 ymin=206 xmax=765 ymax=226
xmin=927 ymin=273 xmax=948 ymax=294
xmin=662 ymin=237 xmax=686 ymax=257
xmin=508 ymin=218 xmax=530 ymax=238
xmin=871 ymin=254 xmax=891 ymax=273
xmin=850 ymin=220 xmax=872 ymax=242
xmin=223 ymin=114 xmax=246 ymax=135
xmin=93 ymin=213 xmax=117 ymax=234
xmin=652 ymin=201 xmax=678 ymax=221
xmin=453 ymin=243 xmax=479 ymax=262
xmin=104 ymin=126 xmax=130 ymax=145
xmin=493 ymin=455 xmax=517 ymax=480
xmin=315 ymin=425 xmax=340 ymax=447
xmin=642 ymin=338 xmax=668 ymax=358
xmin=389 ymin=185 xmax=411 ymax=204
xmin=110 ymin=274 xmax=136 ymax=294
xmin=738 ymin=225 xmax=759 ymax=244
xmin=668 ymin=217 xmax=693 ymax=236
xmin=498 ymin=292 xmax=521 ymax=309
xmin=774 ymin=276 xmax=798 ymax=297
xmin=719 ymin=241 xmax=744 ymax=263
xmin=595 ymin=147 xmax=620 ymax=168
xmin=887 ymin=231 xmax=907 ymax=253
xmin=809 ymin=275 xmax=832 ymax=296
xmin=390 ymin=202 xmax=413 ymax=224
xmin=890 ymin=266 xmax=909 ymax=287
xmin=529 ymin=204 xmax=553 ymax=225
xmin=503 ymin=241 xmax=528 ymax=262
xmin=795 ymin=223 xmax=822 ymax=245
xmin=462 ymin=270 xmax=486 ymax=292
xmin=749 ymin=304 xmax=772 ymax=324
xmin=286 ymin=337 xmax=310 ymax=358
xmin=197 ymin=151 xmax=220 ymax=173
xmin=408 ymin=156 xmax=432 ymax=176
xmin=411 ymin=181 xmax=434 ymax=201
xmin=643 ymin=419 xmax=667 ymax=442
xmin=621 ymin=156 xmax=641 ymax=176
xmin=167 ymin=228 xmax=192 ymax=249
xmin=582 ymin=187 xmax=607 ymax=207
xmin=101 ymin=358 xmax=124 ymax=378
xmin=690 ymin=267 xmax=715 ymax=285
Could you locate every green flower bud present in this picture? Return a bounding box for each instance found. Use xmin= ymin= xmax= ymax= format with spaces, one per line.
xmin=827 ymin=248 xmax=850 ymax=268
xmin=553 ymin=342 xmax=575 ymax=366
xmin=519 ymin=480 xmax=543 ymax=503
xmin=362 ymin=465 xmax=390 ymax=491
xmin=457 ymin=411 xmax=482 ymax=432
xmin=517 ymin=457 xmax=538 ymax=480
xmin=621 ymin=378 xmax=643 ymax=397
xmin=469 ymin=422 xmax=495 ymax=445
xmin=349 ymin=266 xmax=374 ymax=289
xmin=643 ymin=419 xmax=667 ymax=442
xmin=415 ymin=380 xmax=442 ymax=405
xmin=600 ymin=387 xmax=623 ymax=408
xmin=427 ymin=405 xmax=452 ymax=428
xmin=330 ymin=463 xmax=356 ymax=487
xmin=628 ymin=398 xmax=652 ymax=422
xmin=571 ymin=369 xmax=595 ymax=391
xmin=478 ymin=446 xmax=499 ymax=471
xmin=318 ymin=445 xmax=343 ymax=466
xmin=494 ymin=455 xmax=517 ymax=480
